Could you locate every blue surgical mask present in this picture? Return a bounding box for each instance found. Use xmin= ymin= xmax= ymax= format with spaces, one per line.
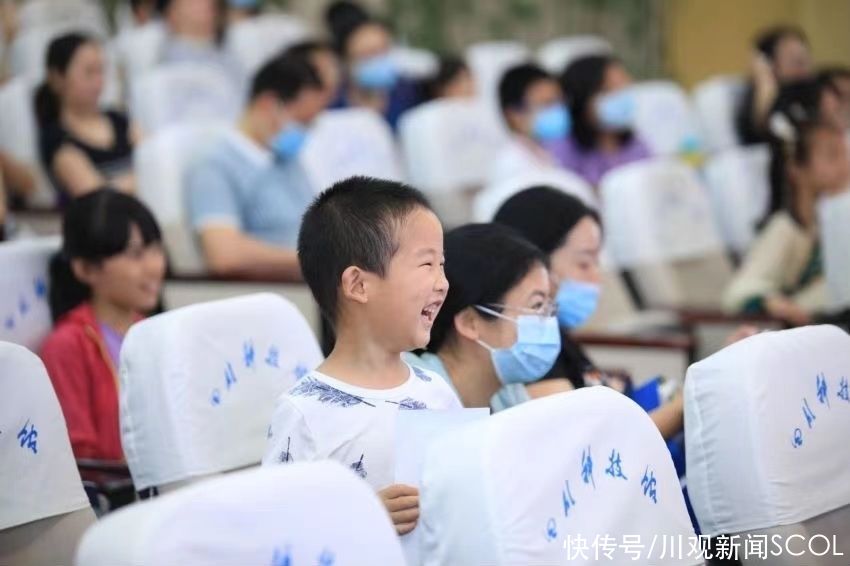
xmin=596 ymin=90 xmax=636 ymax=131
xmin=270 ymin=122 xmax=307 ymax=161
xmin=555 ymin=280 xmax=601 ymax=329
xmin=353 ymin=54 xmax=398 ymax=91
xmin=475 ymin=306 xmax=561 ymax=384
xmin=532 ymin=103 xmax=571 ymax=142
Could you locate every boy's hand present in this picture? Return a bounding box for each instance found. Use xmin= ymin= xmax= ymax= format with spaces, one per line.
xmin=378 ymin=483 xmax=419 ymax=536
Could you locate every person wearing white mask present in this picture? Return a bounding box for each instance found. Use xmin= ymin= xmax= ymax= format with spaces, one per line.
xmin=186 ymin=53 xmax=326 ymax=280
xmin=405 ymin=222 xmax=567 ymax=411
xmin=547 ymin=54 xmax=652 ymax=187
xmin=325 ymin=1 xmax=421 ymax=130
xmin=489 ymin=63 xmax=572 ymax=182
xmin=494 ymin=187 xmax=689 ymax=439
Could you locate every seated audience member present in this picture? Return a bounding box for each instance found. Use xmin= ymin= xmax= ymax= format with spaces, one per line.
xmin=40 ymin=189 xmax=166 ymax=460
xmin=263 ymin=177 xmax=460 ymax=535
xmin=725 ymin=119 xmax=850 ymax=323
xmin=186 ymin=54 xmax=326 ymax=280
xmin=130 ymin=0 xmax=157 ymax=27
xmin=37 ymin=33 xmax=138 ymax=201
xmin=0 ymin=150 xmax=37 ymax=203
xmin=284 ymin=40 xmax=343 ymax=107
xmin=736 ymin=25 xmax=813 ymax=146
xmin=819 ymin=66 xmax=850 ymax=128
xmin=424 ymin=55 xmax=476 ymax=101
xmin=325 ymin=0 xmax=422 ymax=129
xmin=551 ymin=54 xmax=652 ymax=187
xmin=491 ymin=63 xmax=570 ymax=181
xmin=155 ymin=0 xmax=242 ymax=81
xmin=495 ymin=187 xmax=696 ymax=439
xmin=765 ymin=77 xmax=844 ymax=217
xmin=408 ymin=222 xmax=563 ymax=410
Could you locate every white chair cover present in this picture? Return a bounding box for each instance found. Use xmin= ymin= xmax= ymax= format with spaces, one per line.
xmin=465 ymin=41 xmax=532 ymax=135
xmin=472 ymin=168 xmax=597 ymax=222
xmin=75 ymin=461 xmax=405 ymax=566
xmin=420 ymin=387 xmax=699 ymax=565
xmin=0 ymin=341 xmax=91 ymax=530
xmin=299 ymin=108 xmax=404 ymax=192
xmin=130 ymin=62 xmax=243 ymax=135
xmin=703 ymin=144 xmax=771 ymax=254
xmin=399 ymin=98 xmax=506 ymax=194
xmin=537 ymin=35 xmax=612 ymax=74
xmin=685 ymin=325 xmax=850 ymax=537
xmin=119 ymin=293 xmax=323 ymax=490
xmin=115 ymin=22 xmax=166 ymax=81
xmin=391 ymin=45 xmax=439 ymax=79
xmin=818 ymin=191 xmax=850 ymax=310
xmin=0 ymin=237 xmax=59 ymax=351
xmin=133 ymin=122 xmax=230 ymax=275
xmin=225 ymin=14 xmax=311 ymax=76
xmin=599 ymin=158 xmax=723 ymax=267
xmin=692 ymin=75 xmax=746 ymax=152
xmin=0 ymin=77 xmax=56 ymax=206
xmin=16 ymin=0 xmax=108 ymax=37
xmin=631 ymin=81 xmax=703 ymax=156
xmin=10 ymin=21 xmax=107 ymax=85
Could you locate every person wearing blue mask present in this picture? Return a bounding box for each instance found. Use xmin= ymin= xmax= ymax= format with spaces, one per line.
xmin=494 ymin=187 xmax=688 ymax=439
xmin=186 ymin=53 xmax=327 ymax=280
xmin=547 ymin=55 xmax=652 ymax=187
xmin=404 ymin=223 xmax=571 ymax=412
xmin=325 ymin=1 xmax=422 ymax=130
xmin=490 ymin=63 xmax=572 ymax=182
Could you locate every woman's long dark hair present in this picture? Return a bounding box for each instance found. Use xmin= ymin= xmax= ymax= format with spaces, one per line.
xmin=34 ymin=32 xmax=95 ymax=128
xmin=560 ymin=54 xmax=633 ymax=151
xmin=49 ymin=189 xmax=163 ymax=322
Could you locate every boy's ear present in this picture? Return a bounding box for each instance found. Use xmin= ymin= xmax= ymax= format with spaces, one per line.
xmin=453 ymin=306 xmax=480 ymax=342
xmin=340 ymin=265 xmax=369 ymax=305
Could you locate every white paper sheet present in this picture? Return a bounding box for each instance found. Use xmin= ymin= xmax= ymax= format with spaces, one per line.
xmin=395 ymin=408 xmax=489 ymax=566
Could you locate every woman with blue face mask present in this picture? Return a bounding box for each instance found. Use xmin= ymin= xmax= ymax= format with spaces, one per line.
xmin=404 ymin=223 xmax=570 ymax=411
xmin=325 ymin=1 xmax=422 ymax=130
xmin=494 ymin=186 xmax=686 ymax=440
xmin=546 ymin=55 xmax=652 ymax=187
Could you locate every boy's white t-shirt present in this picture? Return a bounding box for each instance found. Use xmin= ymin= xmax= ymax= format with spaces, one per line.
xmin=262 ymin=362 xmax=462 ymax=491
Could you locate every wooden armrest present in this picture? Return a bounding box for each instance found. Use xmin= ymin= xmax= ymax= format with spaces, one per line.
xmin=675 ymin=308 xmax=780 ymax=326
xmin=573 ymin=331 xmax=694 ymax=351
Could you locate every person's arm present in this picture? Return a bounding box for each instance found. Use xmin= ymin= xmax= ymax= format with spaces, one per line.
xmin=748 ymin=53 xmax=779 ymax=139
xmin=41 ymin=332 xmax=101 ymax=458
xmin=51 ymin=145 xmax=107 ymax=197
xmin=378 ymin=483 xmax=419 ymax=536
xmin=0 ymin=151 xmax=36 ymax=198
xmin=525 ymin=377 xmax=575 ymax=399
xmin=649 ymin=392 xmax=684 ymax=440
xmin=198 ymin=225 xmax=302 ymax=280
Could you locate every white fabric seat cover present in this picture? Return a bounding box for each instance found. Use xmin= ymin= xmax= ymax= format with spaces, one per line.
xmin=600 ymin=158 xmax=723 ymax=267
xmin=399 ymin=98 xmax=506 ymax=194
xmin=537 ymin=35 xmax=612 ymax=74
xmin=119 ymin=293 xmax=323 ymax=490
xmin=685 ymin=325 xmax=850 ymax=536
xmin=817 ymin=191 xmax=850 ymax=309
xmin=134 ymin=122 xmax=229 ymax=275
xmin=0 ymin=341 xmax=91 ymax=530
xmin=420 ymin=387 xmax=699 ymax=566
xmin=299 ymin=108 xmax=404 ymax=192
xmin=225 ymin=14 xmax=311 ymax=76
xmin=0 ymin=237 xmax=60 ymax=351
xmin=130 ymin=62 xmax=242 ymax=135
xmin=473 ymin=167 xmax=597 ymax=222
xmin=631 ymin=81 xmax=703 ymax=156
xmin=703 ymin=144 xmax=770 ymax=254
xmin=692 ymin=75 xmax=746 ymax=152
xmin=75 ymin=461 xmax=405 ymax=566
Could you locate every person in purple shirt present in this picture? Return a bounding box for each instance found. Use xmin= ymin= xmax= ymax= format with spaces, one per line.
xmin=546 ymin=54 xmax=652 ymax=187
xmin=325 ymin=1 xmax=422 ymax=130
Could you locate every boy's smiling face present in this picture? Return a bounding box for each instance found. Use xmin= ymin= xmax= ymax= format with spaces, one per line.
xmin=367 ymin=207 xmax=449 ymax=351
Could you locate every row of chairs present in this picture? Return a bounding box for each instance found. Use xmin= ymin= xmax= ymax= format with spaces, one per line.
xmin=2 ymin=296 xmax=849 ymax=564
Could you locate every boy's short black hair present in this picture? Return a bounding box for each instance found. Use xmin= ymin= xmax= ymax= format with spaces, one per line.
xmin=284 ymin=39 xmax=335 ymax=60
xmin=249 ymin=53 xmax=322 ymax=102
xmin=298 ymin=176 xmax=432 ymax=325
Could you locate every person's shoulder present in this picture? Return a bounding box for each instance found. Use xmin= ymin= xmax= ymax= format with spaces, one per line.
xmin=285 ymin=371 xmax=375 ymax=412
xmin=406 ymin=363 xmax=461 ymax=407
xmin=40 ymin=308 xmax=93 ymax=359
